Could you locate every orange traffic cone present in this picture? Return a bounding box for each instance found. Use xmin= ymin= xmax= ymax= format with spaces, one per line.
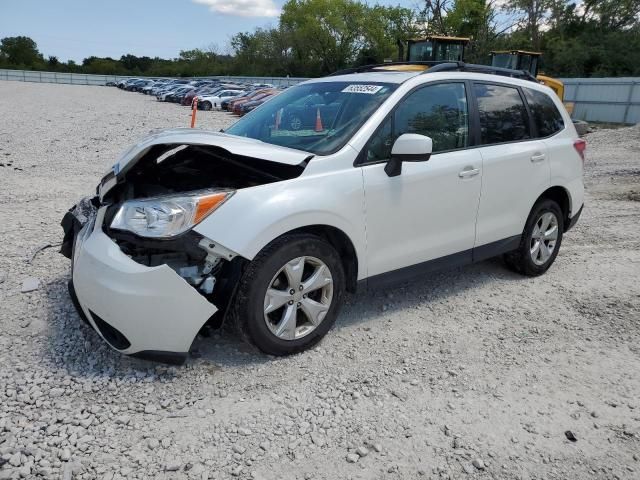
xmin=190 ymin=97 xmax=198 ymax=128
xmin=314 ymin=107 xmax=323 ymax=132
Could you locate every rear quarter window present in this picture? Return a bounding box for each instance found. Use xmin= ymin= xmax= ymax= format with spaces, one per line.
xmin=523 ymin=88 xmax=565 ymax=137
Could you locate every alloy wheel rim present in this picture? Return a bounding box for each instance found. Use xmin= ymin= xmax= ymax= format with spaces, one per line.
xmin=290 ymin=117 xmax=302 ymax=130
xmin=530 ymin=212 xmax=559 ymax=265
xmin=263 ymin=256 xmax=333 ymax=340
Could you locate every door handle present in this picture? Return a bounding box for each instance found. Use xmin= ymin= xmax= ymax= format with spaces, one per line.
xmin=531 ymin=153 xmax=546 ymax=163
xmin=459 ymin=167 xmax=480 ymax=178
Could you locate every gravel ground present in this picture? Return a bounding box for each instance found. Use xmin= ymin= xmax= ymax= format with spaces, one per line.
xmin=0 ymin=81 xmax=639 ymax=480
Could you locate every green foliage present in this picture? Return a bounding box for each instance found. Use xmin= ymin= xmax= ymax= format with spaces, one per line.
xmin=1 ymin=0 xmax=639 ymax=78
xmin=0 ymin=36 xmax=44 ymax=68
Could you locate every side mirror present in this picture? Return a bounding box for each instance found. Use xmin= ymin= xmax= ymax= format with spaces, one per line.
xmin=384 ymin=134 xmax=433 ymax=177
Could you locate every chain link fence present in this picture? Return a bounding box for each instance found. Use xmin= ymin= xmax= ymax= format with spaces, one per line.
xmin=0 ymin=69 xmax=308 ymax=88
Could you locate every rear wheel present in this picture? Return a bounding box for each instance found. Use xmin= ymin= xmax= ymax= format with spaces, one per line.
xmin=504 ymin=199 xmax=564 ymax=276
xmin=201 ymin=101 xmax=212 ymax=111
xmin=232 ymin=234 xmax=345 ymax=355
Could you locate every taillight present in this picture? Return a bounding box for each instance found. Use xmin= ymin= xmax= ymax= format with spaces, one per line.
xmin=573 ymin=139 xmax=586 ymax=163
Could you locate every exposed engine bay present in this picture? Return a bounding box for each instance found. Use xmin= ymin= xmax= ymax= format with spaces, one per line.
xmin=102 ymin=143 xmax=306 ymax=202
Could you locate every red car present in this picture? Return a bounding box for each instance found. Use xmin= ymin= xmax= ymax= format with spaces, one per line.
xmin=231 ymin=89 xmax=277 ymax=115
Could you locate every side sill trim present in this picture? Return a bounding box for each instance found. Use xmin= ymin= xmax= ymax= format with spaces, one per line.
xmin=472 ymin=235 xmax=521 ymax=263
xmin=358 ymin=234 xmax=522 ymax=291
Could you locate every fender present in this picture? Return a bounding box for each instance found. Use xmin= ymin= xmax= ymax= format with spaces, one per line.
xmin=193 ymin=166 xmax=368 ymax=280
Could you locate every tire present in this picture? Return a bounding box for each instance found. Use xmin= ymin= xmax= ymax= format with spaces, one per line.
xmin=232 ymin=233 xmax=345 ymax=356
xmin=201 ymin=101 xmax=212 ymax=111
xmin=504 ymin=199 xmax=564 ymax=276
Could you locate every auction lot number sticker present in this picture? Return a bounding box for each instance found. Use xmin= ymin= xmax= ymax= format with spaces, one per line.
xmin=341 ymin=84 xmax=384 ymax=94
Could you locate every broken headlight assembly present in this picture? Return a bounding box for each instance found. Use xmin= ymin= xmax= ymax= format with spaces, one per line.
xmin=110 ymin=189 xmax=233 ymax=238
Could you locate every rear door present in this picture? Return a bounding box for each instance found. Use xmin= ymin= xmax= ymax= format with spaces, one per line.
xmin=472 ymin=82 xmax=550 ymax=248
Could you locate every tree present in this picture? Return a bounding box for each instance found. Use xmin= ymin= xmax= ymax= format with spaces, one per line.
xmin=504 ymin=0 xmax=555 ymax=51
xmin=420 ymin=0 xmax=453 ymax=34
xmin=230 ymin=28 xmax=291 ymax=76
xmin=364 ymin=5 xmax=419 ymax=62
xmin=47 ymin=56 xmax=59 ymax=70
xmin=280 ymin=0 xmax=368 ymax=75
xmin=0 ymin=36 xmax=43 ymax=67
xmin=580 ymin=0 xmax=640 ymax=29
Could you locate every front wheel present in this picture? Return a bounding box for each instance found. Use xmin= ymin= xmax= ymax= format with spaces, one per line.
xmin=504 ymin=199 xmax=564 ymax=276
xmin=200 ymin=101 xmax=212 ymax=111
xmin=232 ymin=234 xmax=345 ymax=355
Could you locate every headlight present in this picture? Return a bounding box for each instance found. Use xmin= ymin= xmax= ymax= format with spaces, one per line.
xmin=110 ymin=190 xmax=233 ymax=238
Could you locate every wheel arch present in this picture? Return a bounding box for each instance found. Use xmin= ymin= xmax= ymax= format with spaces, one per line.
xmin=284 ymin=225 xmax=359 ymax=293
xmin=534 ymin=186 xmax=572 ymax=231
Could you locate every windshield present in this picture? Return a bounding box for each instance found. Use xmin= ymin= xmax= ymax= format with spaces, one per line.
xmin=409 ymin=41 xmax=433 ymax=61
xmin=492 ymin=53 xmax=518 ymax=70
xmin=225 ymin=81 xmax=398 ymax=155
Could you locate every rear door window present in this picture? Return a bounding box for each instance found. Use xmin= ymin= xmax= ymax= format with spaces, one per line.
xmin=473 ymin=83 xmax=530 ymax=145
xmin=523 ymin=88 xmax=565 ymax=137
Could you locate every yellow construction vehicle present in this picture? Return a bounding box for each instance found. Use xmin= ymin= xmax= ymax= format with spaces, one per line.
xmin=370 ymin=36 xmax=471 ymax=72
xmin=490 ymin=50 xmax=570 ymax=112
xmin=407 ymin=36 xmax=470 ymax=63
xmin=365 ymin=40 xmax=572 ymax=113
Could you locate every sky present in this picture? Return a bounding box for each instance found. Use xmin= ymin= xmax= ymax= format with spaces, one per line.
xmin=0 ymin=0 xmax=419 ymax=63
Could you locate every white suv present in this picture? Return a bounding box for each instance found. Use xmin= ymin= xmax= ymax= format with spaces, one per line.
xmin=61 ymin=63 xmax=585 ymax=364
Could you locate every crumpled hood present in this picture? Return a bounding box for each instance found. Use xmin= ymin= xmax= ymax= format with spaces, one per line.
xmin=99 ymin=128 xmax=313 ymax=200
xmin=116 ymin=128 xmax=312 ymax=171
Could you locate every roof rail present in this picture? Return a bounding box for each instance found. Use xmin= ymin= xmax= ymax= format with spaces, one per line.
xmin=327 ymin=60 xmax=539 ymax=83
xmin=423 ymin=61 xmax=539 ymax=82
xmin=327 ymin=61 xmax=440 ymax=77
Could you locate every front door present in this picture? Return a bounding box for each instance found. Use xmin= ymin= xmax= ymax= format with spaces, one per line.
xmin=359 ymin=82 xmax=482 ymax=278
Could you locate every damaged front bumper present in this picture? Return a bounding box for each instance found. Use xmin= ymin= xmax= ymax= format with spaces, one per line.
xmin=63 ymin=203 xmax=218 ymax=364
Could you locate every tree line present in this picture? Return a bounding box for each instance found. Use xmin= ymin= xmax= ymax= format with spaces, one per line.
xmin=1 ymin=0 xmax=639 ymax=78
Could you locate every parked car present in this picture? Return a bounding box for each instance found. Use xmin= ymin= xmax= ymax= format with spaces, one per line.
xmin=237 ymin=92 xmax=278 ymax=115
xmin=280 ymin=94 xmax=341 ymax=131
xmin=117 ymin=78 xmax=141 ymax=89
xmin=127 ymin=79 xmax=155 ymax=92
xmin=220 ymin=90 xmax=256 ymax=111
xmin=62 ymin=64 xmax=584 ymax=363
xmin=220 ymin=87 xmax=256 ymax=112
xmin=232 ymin=90 xmax=278 ymax=115
xmin=152 ymin=79 xmax=189 ymax=96
xmin=142 ymin=79 xmax=170 ymax=94
xmin=182 ymin=86 xmax=214 ymax=106
xmin=197 ymin=89 xmax=246 ymax=110
xmin=179 ymin=84 xmax=237 ymax=106
xmin=224 ymin=89 xmax=263 ymax=111
xmin=168 ymin=86 xmax=196 ymax=103
xmin=230 ymin=89 xmax=276 ymax=114
xmin=157 ymin=85 xmax=194 ymax=102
